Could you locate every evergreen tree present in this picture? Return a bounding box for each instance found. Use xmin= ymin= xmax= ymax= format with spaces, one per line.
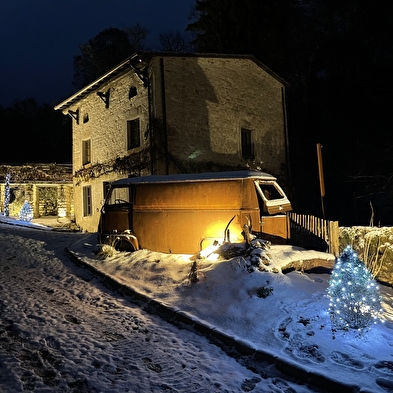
xmin=327 ymin=246 xmax=383 ymax=331
xmin=187 ymin=0 xmax=299 ymax=77
xmin=19 ymin=201 xmax=33 ymax=222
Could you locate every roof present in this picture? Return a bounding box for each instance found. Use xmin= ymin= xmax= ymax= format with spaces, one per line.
xmin=54 ymin=52 xmax=288 ymax=112
xmin=111 ymin=170 xmax=277 ymax=187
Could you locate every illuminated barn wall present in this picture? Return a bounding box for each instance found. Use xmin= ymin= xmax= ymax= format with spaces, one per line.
xmin=0 ymin=164 xmax=73 ymax=219
xmin=149 ymin=56 xmax=287 ymax=175
xmin=55 ymin=53 xmax=289 ymax=233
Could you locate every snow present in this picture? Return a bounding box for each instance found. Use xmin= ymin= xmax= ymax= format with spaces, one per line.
xmin=1 ymin=215 xmax=393 ymax=392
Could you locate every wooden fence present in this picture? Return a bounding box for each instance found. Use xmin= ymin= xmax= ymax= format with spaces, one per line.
xmin=288 ymin=212 xmax=339 ymax=256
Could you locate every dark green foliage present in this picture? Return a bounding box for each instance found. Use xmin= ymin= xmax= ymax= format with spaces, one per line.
xmin=188 ymin=261 xmax=199 ymax=284
xmin=188 ymin=0 xmax=393 ymax=224
xmin=73 ymin=28 xmax=135 ymax=88
xmin=187 ymin=0 xmax=298 ymax=76
xmin=256 ymin=286 xmax=273 ymax=299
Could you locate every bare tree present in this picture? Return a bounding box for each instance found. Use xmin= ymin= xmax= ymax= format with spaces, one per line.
xmin=73 ymin=28 xmax=133 ymax=87
xmin=125 ymin=23 xmax=150 ymax=50
xmin=159 ymin=30 xmax=191 ymax=52
xmin=73 ymin=25 xmax=150 ymax=88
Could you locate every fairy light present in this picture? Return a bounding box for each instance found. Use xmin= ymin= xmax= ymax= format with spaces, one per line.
xmin=327 ymin=245 xmax=384 ymax=331
xmin=19 ymin=200 xmax=33 ymax=222
xmin=3 ymin=173 xmax=11 ymax=216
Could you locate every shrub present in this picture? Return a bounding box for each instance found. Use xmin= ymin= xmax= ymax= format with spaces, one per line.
xmin=256 ymin=285 xmax=273 ymax=298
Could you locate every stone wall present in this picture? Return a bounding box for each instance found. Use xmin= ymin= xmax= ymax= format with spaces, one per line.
xmin=339 ymin=226 xmax=393 ymax=287
xmin=0 ymin=183 xmax=73 ymax=220
xmin=69 ymin=70 xmax=150 ymax=232
xmin=0 ymin=164 xmax=73 ymax=220
xmin=150 ymin=56 xmax=287 ymax=176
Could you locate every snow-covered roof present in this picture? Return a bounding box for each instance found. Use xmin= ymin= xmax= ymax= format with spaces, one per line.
xmin=111 ymin=170 xmax=277 ymax=187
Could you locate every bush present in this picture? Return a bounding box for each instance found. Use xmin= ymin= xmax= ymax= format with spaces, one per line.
xmin=256 ymin=285 xmax=273 ymax=298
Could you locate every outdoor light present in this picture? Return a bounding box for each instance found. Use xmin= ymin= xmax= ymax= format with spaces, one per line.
xmin=199 ymin=240 xmax=220 ymax=259
xmin=58 ymin=207 xmax=67 ymax=218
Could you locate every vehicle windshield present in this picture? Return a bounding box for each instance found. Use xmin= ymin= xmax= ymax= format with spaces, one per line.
xmin=106 ymin=186 xmax=132 ymax=204
xmin=255 ymin=181 xmax=285 ymax=201
xmin=254 ymin=180 xmax=292 ymax=214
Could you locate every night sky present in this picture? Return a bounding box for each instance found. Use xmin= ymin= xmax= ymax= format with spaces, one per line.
xmin=0 ymin=0 xmax=195 ymax=107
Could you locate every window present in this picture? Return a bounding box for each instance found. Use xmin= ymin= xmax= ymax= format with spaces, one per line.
xmin=83 ymin=186 xmax=92 ymax=216
xmin=241 ymin=128 xmax=253 ymax=158
xmin=82 ymin=139 xmax=91 ymax=165
xmin=127 ymin=119 xmax=140 ymax=150
xmin=129 ymin=86 xmax=137 ymax=99
xmin=103 ymin=181 xmax=111 ymax=200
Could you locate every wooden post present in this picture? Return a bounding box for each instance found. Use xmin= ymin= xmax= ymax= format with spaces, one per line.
xmin=329 ymin=221 xmax=340 ymax=256
xmin=316 ymin=143 xmax=326 ymax=219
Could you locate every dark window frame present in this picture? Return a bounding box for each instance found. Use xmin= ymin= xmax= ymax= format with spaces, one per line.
xmin=129 ymin=86 xmax=137 ymax=99
xmin=82 ymin=139 xmax=91 ymax=165
xmin=103 ymin=181 xmax=111 ymax=200
xmin=127 ymin=119 xmax=140 ymax=150
xmin=241 ymin=128 xmax=253 ymax=158
xmin=83 ymin=185 xmax=92 ymax=216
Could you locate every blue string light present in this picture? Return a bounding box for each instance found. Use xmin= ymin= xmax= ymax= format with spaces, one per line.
xmin=327 ymin=245 xmax=383 ymax=331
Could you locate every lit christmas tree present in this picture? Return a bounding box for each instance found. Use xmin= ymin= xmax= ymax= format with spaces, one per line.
xmin=19 ymin=201 xmax=33 ymax=222
xmin=3 ymin=173 xmax=11 ymax=216
xmin=327 ymin=246 xmax=383 ymax=331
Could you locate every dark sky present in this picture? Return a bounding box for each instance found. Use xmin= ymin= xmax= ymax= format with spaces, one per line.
xmin=0 ymin=0 xmax=195 ymax=107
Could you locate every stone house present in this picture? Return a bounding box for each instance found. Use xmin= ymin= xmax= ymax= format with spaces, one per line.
xmin=55 ymin=52 xmax=290 ymax=233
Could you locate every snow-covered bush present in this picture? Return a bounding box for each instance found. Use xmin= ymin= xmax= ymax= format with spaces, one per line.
xmin=340 ymin=226 xmax=393 ymax=281
xmin=327 ymin=246 xmax=384 ymax=331
xmin=94 ymin=244 xmax=118 ymax=259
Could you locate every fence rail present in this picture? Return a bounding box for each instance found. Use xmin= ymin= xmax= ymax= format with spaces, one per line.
xmin=288 ymin=212 xmax=339 ymax=256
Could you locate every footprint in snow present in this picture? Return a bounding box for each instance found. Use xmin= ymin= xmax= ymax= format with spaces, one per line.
xmin=373 ymin=360 xmax=393 ymax=374
xmin=330 ymin=351 xmax=364 ymax=369
xmin=376 ymin=378 xmax=393 ymax=391
xmin=142 ymin=357 xmax=162 ymax=373
xmin=241 ymin=377 xmax=261 ymax=392
xmin=276 ymin=317 xmax=292 ymax=340
xmin=288 ymin=341 xmax=326 ymax=364
xmin=64 ymin=314 xmax=80 ymax=324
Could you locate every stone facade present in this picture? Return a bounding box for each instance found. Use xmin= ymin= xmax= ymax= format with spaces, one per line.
xmin=55 ymin=53 xmax=289 ymax=233
xmin=0 ymin=164 xmax=73 ymax=220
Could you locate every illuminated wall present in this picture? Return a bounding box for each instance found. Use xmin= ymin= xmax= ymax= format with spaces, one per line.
xmin=56 ymin=54 xmax=288 ymax=233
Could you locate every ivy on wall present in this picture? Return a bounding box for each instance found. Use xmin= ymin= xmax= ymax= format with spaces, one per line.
xmin=74 ymin=148 xmax=151 ymax=185
xmin=0 ymin=164 xmax=72 ymax=183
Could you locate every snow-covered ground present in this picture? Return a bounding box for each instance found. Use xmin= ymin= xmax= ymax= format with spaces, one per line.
xmin=0 ymin=217 xmax=319 ymax=393
xmin=1 ymin=215 xmax=393 ymax=392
